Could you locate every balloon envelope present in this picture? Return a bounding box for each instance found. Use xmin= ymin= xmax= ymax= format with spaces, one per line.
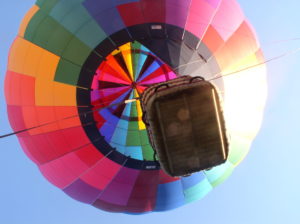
xmin=5 ymin=0 xmax=267 ymax=214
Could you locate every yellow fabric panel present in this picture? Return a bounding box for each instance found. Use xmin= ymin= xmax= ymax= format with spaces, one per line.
xmin=133 ymin=90 xmax=145 ymax=130
xmin=8 ymin=37 xmax=60 ymax=78
xmin=18 ymin=5 xmax=40 ymax=38
xmin=222 ymin=53 xmax=258 ymax=75
xmin=122 ymin=50 xmax=133 ymax=80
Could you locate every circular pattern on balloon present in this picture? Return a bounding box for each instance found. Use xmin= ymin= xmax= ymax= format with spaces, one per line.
xmin=5 ymin=0 xmax=267 ymax=214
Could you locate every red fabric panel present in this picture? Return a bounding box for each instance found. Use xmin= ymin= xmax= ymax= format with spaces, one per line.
xmin=62 ymin=126 xmax=90 ymax=150
xmin=18 ymin=137 xmax=39 ymax=164
xmin=44 ymin=129 xmax=73 ymax=161
xmin=5 ymin=71 xmax=22 ymax=105
xmin=140 ymin=0 xmax=166 ymax=23
xmin=54 ymin=106 xmax=81 ymax=129
xmin=117 ymin=2 xmax=145 ymax=27
xmin=126 ymin=170 xmax=159 ymax=213
xmin=75 ymin=144 xmax=104 ymax=167
xmin=80 ymin=157 xmax=121 ymax=190
xmin=138 ymin=67 xmax=168 ymax=83
xmin=20 ymin=74 xmax=35 ymax=106
xmin=20 ymin=134 xmax=57 ymax=164
xmin=158 ymin=170 xmax=180 ymax=184
xmin=7 ymin=105 xmax=27 ymax=136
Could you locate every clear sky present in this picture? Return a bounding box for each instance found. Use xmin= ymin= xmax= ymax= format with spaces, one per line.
xmin=1 ymin=1 xmax=300 ymax=223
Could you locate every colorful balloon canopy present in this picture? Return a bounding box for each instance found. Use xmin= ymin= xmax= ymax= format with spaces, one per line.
xmin=5 ymin=0 xmax=267 ymax=214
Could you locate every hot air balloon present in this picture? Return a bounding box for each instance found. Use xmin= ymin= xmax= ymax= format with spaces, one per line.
xmin=4 ymin=0 xmax=267 ymax=214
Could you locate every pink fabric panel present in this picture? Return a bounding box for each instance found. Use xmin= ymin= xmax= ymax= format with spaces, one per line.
xmin=211 ymin=0 xmax=244 ymax=41
xmin=185 ymin=0 xmax=215 ymax=38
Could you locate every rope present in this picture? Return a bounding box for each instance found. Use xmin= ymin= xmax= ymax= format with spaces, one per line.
xmin=0 ymin=98 xmax=139 ymax=138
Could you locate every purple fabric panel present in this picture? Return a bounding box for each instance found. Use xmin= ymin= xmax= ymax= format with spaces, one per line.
xmin=98 ymin=167 xmax=140 ymax=205
xmin=84 ymin=0 xmax=126 ymax=35
xmin=83 ymin=0 xmax=115 ymax=16
xmin=94 ymin=8 xmax=126 ymax=35
xmin=63 ymin=179 xmax=102 ymax=204
xmin=166 ymin=0 xmax=192 ymax=28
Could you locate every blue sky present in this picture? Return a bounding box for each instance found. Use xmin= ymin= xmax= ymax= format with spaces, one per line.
xmin=1 ymin=1 xmax=300 ymax=223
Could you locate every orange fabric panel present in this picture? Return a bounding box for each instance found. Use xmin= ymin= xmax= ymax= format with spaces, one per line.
xmin=214 ymin=21 xmax=259 ymax=71
xmin=36 ymin=50 xmax=60 ymax=80
xmin=35 ymin=80 xmax=76 ymax=106
xmin=7 ymin=37 xmax=30 ymax=75
xmin=202 ymin=25 xmax=225 ymax=53
xmin=8 ymin=37 xmax=60 ymax=78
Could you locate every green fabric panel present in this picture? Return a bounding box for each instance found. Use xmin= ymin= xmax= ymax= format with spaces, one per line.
xmin=126 ymin=130 xmax=141 ymax=146
xmin=24 ymin=11 xmax=47 ymax=41
xmin=55 ymin=59 xmax=82 ymax=85
xmin=61 ymin=37 xmax=91 ymax=66
xmin=59 ymin=5 xmax=90 ymax=33
xmin=49 ymin=0 xmax=85 ymax=21
xmin=139 ymin=130 xmax=150 ymax=146
xmin=141 ymin=144 xmax=154 ymax=161
xmin=127 ymin=121 xmax=139 ymax=131
xmin=26 ymin=12 xmax=74 ymax=56
xmin=129 ymin=101 xmax=138 ymax=117
xmin=205 ymin=162 xmax=234 ymax=187
xmin=50 ymin=2 xmax=107 ymax=49
xmin=25 ymin=11 xmax=92 ymax=66
xmin=131 ymin=41 xmax=142 ymax=50
xmin=35 ymin=0 xmax=46 ymax=7
xmin=46 ymin=22 xmax=74 ymax=56
xmin=227 ymin=135 xmax=251 ymax=166
xmin=39 ymin=0 xmax=59 ymax=13
xmin=32 ymin=16 xmax=70 ymax=54
xmin=76 ymin=20 xmax=108 ymax=49
xmin=131 ymin=41 xmax=142 ymax=81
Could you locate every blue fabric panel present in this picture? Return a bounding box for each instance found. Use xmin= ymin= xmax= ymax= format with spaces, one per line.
xmin=110 ymin=142 xmax=126 ymax=154
xmin=135 ymin=54 xmax=147 ymax=79
xmin=110 ymin=127 xmax=128 ymax=145
xmin=124 ymin=146 xmax=143 ymax=160
xmin=183 ymin=179 xmax=213 ymax=204
xmin=181 ymin=171 xmax=206 ymax=190
xmin=138 ymin=61 xmax=160 ymax=81
xmin=154 ymin=180 xmax=185 ymax=211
